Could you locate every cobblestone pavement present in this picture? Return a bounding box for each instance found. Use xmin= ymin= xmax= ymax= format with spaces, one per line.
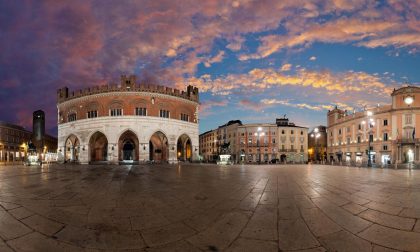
xmin=1 ymin=163 xmax=420 ymax=251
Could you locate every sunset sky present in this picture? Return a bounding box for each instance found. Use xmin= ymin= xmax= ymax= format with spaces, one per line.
xmin=0 ymin=0 xmax=419 ymax=135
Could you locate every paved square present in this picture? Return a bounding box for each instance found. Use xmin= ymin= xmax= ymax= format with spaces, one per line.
xmin=1 ymin=163 xmax=420 ymax=251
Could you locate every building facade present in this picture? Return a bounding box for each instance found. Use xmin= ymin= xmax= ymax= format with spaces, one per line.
xmin=199 ymin=118 xmax=308 ymax=164
xmin=199 ymin=129 xmax=218 ymax=162
xmin=0 ymin=122 xmax=32 ymax=163
xmin=327 ymin=86 xmax=420 ymax=166
xmin=308 ymin=126 xmax=327 ymax=162
xmin=0 ymin=112 xmax=57 ymax=164
xmin=57 ymin=75 xmax=199 ymax=164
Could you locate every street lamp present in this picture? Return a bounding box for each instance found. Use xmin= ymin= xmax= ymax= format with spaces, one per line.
xmin=362 ymin=111 xmax=375 ymax=167
xmin=254 ymin=127 xmax=265 ymax=164
xmin=311 ymin=128 xmax=321 ymax=163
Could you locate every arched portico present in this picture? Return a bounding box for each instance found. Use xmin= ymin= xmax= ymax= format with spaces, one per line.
xmin=118 ymin=130 xmax=139 ymax=162
xmin=149 ymin=131 xmax=169 ymax=162
xmin=177 ymin=134 xmax=192 ymax=162
xmin=89 ymin=131 xmax=108 ymax=162
xmin=64 ymin=134 xmax=80 ymax=162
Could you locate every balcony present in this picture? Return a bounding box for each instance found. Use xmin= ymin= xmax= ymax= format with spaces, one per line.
xmin=395 ymin=138 xmax=420 ymax=144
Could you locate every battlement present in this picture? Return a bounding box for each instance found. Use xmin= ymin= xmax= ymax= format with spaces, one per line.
xmin=57 ymin=75 xmax=199 ymax=104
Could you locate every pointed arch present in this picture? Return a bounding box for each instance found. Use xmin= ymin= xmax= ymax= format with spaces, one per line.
xmin=118 ymin=130 xmax=139 ymax=161
xmin=89 ymin=131 xmax=108 ymax=162
xmin=64 ymin=134 xmax=80 ymax=162
xmin=177 ymin=133 xmax=192 ymax=162
xmin=149 ymin=131 xmax=169 ymax=162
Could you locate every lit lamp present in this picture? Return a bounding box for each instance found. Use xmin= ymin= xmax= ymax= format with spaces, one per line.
xmin=363 ymin=111 xmax=375 ymax=167
xmin=254 ymin=127 xmax=265 ymax=164
xmin=310 ymin=127 xmax=321 ymax=162
xmin=404 ymin=95 xmax=414 ymax=106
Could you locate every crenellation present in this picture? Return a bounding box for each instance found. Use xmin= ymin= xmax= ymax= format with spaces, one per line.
xmin=57 ymin=75 xmax=199 ymax=104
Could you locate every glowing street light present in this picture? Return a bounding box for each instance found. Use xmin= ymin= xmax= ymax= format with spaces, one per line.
xmin=254 ymin=127 xmax=265 ymax=164
xmin=366 ymin=111 xmax=375 ymax=167
xmin=311 ymin=127 xmax=321 ymax=162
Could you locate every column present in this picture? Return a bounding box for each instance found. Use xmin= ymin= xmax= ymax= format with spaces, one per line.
xmin=168 ymin=143 xmax=177 ymax=164
xmin=139 ymin=142 xmax=150 ymax=162
xmin=79 ymin=144 xmax=89 ymax=164
xmin=108 ymin=143 xmax=118 ymax=164
xmin=57 ymin=145 xmax=66 ymax=163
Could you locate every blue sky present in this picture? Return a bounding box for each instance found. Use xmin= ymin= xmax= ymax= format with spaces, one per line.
xmin=0 ymin=0 xmax=419 ymax=134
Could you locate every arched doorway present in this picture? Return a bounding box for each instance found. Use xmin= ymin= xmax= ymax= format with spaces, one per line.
xmin=177 ymin=134 xmax=192 ymax=161
xmin=149 ymin=131 xmax=168 ymax=162
xmin=118 ymin=130 xmax=139 ymax=162
xmin=65 ymin=135 xmax=80 ymax=162
xmin=89 ymin=132 xmax=108 ymax=162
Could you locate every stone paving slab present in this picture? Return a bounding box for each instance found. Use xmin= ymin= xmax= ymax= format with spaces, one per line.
xmin=312 ymin=197 xmax=372 ymax=234
xmin=319 ymin=230 xmax=372 ymax=252
xmin=359 ymin=209 xmax=415 ymax=231
xmin=21 ymin=214 xmax=64 ymax=236
xmin=187 ymin=211 xmax=250 ymax=251
xmin=7 ymin=232 xmax=84 ymax=252
xmin=0 ymin=207 xmax=32 ymax=240
xmin=278 ymin=218 xmax=320 ymax=250
xmin=359 ymin=224 xmax=420 ymax=251
xmin=2 ymin=164 xmax=420 ymax=251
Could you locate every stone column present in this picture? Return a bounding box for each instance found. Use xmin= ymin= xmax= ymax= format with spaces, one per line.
xmin=79 ymin=144 xmax=89 ymax=164
xmin=108 ymin=143 xmax=118 ymax=164
xmin=139 ymin=143 xmax=149 ymax=162
xmin=57 ymin=144 xmax=66 ymax=163
xmin=168 ymin=143 xmax=177 ymax=164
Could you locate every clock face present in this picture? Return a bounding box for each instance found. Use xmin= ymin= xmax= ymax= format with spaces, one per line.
xmin=404 ymin=96 xmax=414 ymax=105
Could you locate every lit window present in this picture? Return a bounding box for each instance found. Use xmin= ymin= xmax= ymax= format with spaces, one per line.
xmin=135 ymin=107 xmax=147 ymax=116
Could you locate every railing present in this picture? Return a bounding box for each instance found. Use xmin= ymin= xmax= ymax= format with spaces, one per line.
xmin=395 ymin=138 xmax=420 ymax=144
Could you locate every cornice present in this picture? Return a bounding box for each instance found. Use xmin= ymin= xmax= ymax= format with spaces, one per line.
xmin=58 ymin=91 xmax=199 ymax=108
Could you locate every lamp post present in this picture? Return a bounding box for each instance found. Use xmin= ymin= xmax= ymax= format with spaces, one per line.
xmin=362 ymin=111 xmax=375 ymax=167
xmin=311 ymin=128 xmax=321 ymax=163
xmin=254 ymin=127 xmax=265 ymax=164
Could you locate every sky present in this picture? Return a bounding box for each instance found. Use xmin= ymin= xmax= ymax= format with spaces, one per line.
xmin=0 ymin=0 xmax=419 ymax=135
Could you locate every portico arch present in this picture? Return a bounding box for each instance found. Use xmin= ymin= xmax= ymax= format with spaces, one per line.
xmin=118 ymin=130 xmax=139 ymax=161
xmin=89 ymin=131 xmax=108 ymax=162
xmin=149 ymin=131 xmax=169 ymax=162
xmin=64 ymin=134 xmax=80 ymax=162
xmin=177 ymin=134 xmax=192 ymax=161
